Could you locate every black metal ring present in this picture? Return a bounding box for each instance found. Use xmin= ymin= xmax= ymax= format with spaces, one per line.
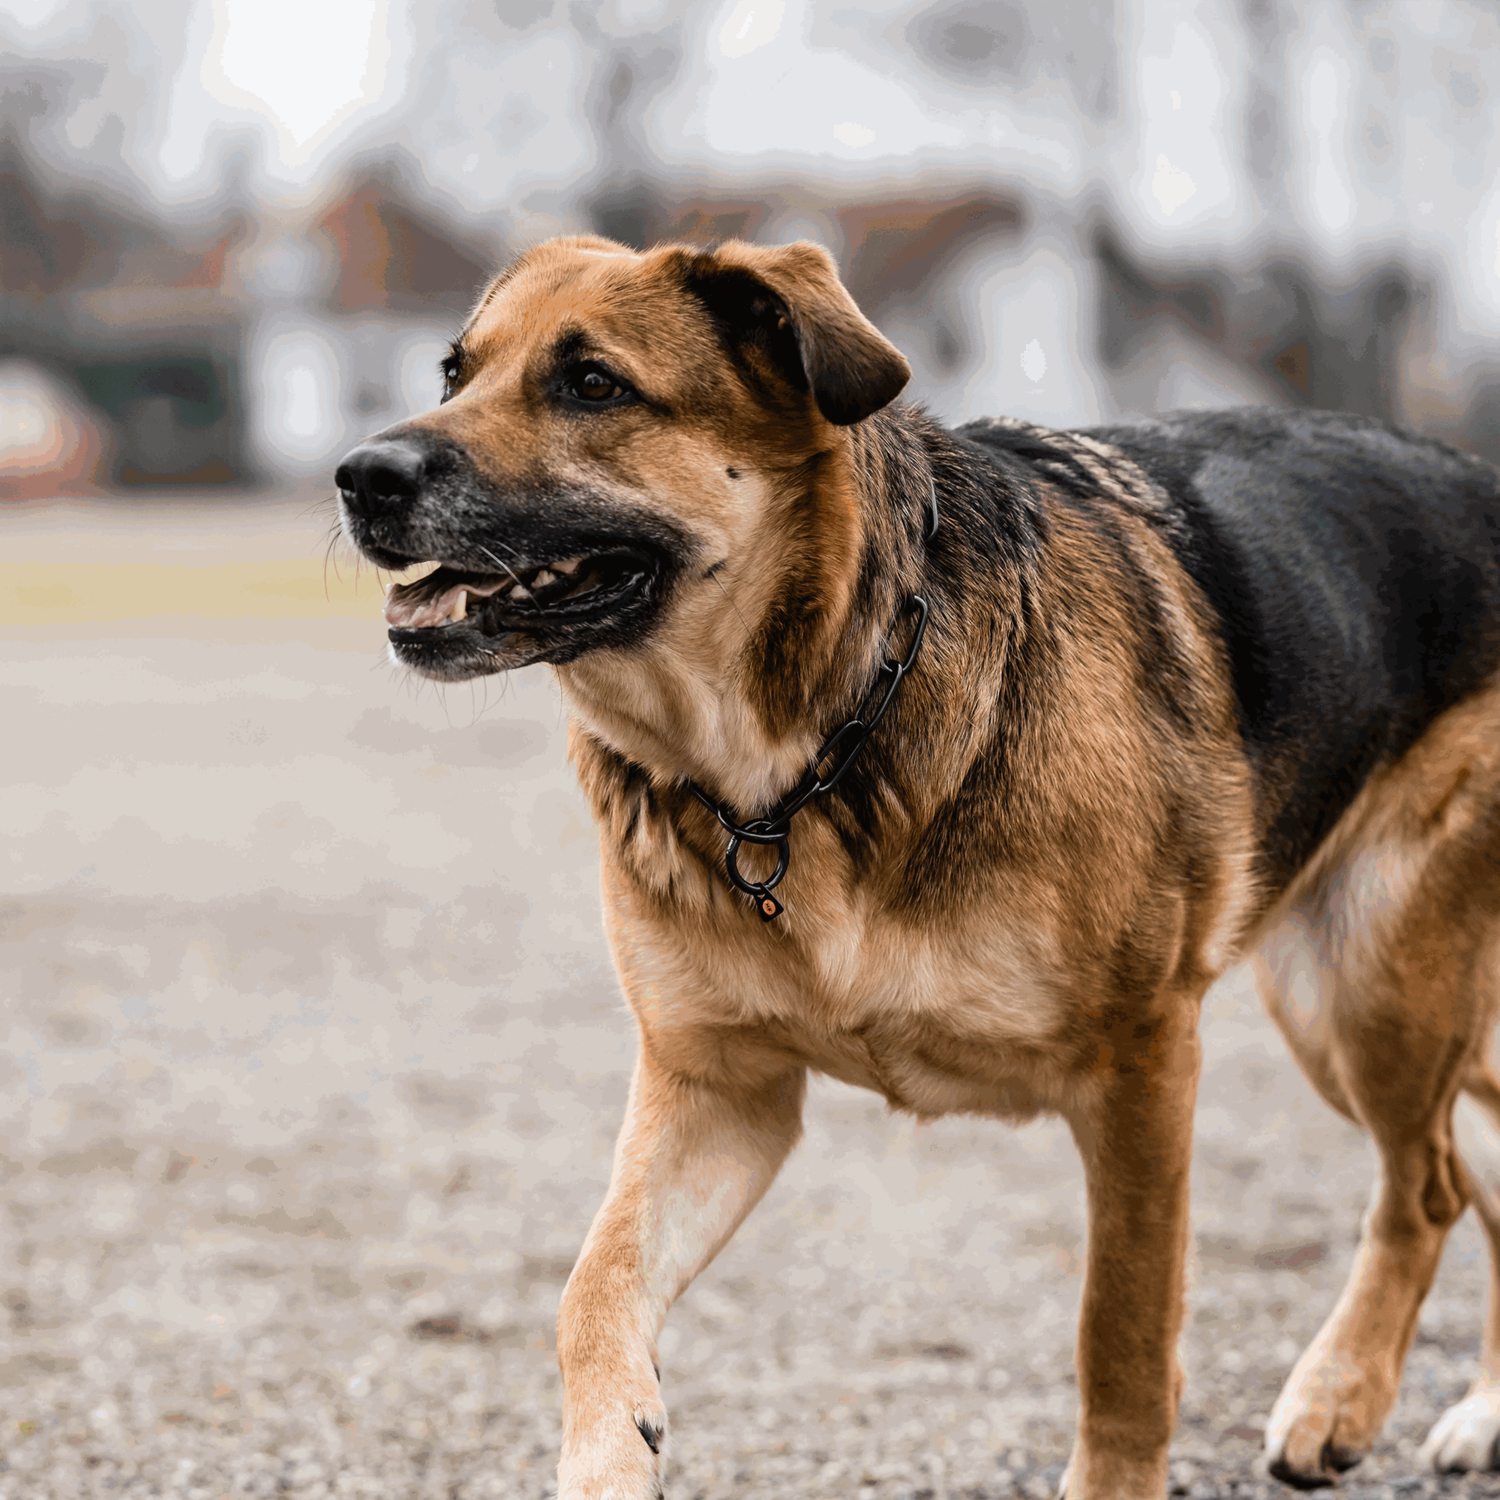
xmin=717 ymin=812 xmax=789 ymax=845
xmin=725 ymin=832 xmax=790 ymax=894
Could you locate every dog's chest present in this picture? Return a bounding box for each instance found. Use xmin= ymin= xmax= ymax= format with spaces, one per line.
xmin=685 ymin=906 xmax=1076 ymax=1119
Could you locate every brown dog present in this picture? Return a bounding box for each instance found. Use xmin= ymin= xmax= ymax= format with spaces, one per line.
xmin=335 ymin=235 xmax=1500 ymax=1497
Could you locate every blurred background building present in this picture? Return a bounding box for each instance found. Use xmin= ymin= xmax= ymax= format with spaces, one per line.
xmin=4 ymin=0 xmax=1499 ymax=497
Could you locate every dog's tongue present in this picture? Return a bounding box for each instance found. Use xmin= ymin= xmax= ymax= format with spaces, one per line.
xmin=384 ymin=573 xmax=509 ymax=628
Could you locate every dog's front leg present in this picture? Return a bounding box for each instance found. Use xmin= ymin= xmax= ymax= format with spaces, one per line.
xmin=1062 ymin=1001 xmax=1203 ymax=1500
xmin=556 ymin=1043 xmax=806 ymax=1499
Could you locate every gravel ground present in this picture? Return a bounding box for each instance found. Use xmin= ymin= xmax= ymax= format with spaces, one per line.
xmin=3 ymin=496 xmax=1500 ymax=1499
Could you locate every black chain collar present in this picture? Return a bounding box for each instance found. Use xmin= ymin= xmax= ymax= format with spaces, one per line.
xmin=686 ymin=480 xmax=938 ymax=922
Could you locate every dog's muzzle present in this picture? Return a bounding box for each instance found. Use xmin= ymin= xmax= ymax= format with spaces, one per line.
xmin=332 ymin=430 xmax=685 ymax=680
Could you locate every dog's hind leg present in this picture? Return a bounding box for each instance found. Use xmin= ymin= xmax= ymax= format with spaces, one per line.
xmin=1419 ymin=1062 xmax=1500 ymax=1471
xmin=1256 ymin=734 xmax=1500 ymax=1488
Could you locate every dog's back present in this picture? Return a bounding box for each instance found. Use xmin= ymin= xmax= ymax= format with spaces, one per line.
xmin=971 ymin=408 xmax=1500 ymax=887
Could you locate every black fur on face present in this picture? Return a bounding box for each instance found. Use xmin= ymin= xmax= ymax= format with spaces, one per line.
xmin=338 ymin=429 xmax=693 ymax=680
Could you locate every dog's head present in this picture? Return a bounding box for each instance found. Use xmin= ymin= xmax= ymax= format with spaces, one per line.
xmin=335 ymin=237 xmax=910 ymax=687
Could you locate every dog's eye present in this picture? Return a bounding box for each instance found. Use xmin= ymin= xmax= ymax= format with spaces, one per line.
xmin=565 ymin=364 xmax=631 ymax=405
xmin=439 ymin=352 xmax=463 ymax=404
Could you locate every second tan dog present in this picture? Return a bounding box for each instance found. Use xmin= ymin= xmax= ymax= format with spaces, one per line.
xmin=336 ymin=235 xmax=1500 ymax=1497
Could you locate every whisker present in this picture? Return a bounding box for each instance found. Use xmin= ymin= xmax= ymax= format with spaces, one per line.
xmin=477 ymin=543 xmax=526 ymax=592
xmin=710 ymin=567 xmax=756 ymax=650
xmin=302 ymin=490 xmax=339 ymax=523
xmin=321 ymin=526 xmax=346 ymax=599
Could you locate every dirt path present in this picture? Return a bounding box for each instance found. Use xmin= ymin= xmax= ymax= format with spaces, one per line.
xmin=2 ymin=497 xmax=1497 ymax=1498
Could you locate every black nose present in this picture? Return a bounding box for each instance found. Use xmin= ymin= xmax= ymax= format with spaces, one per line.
xmin=334 ymin=438 xmax=428 ymax=515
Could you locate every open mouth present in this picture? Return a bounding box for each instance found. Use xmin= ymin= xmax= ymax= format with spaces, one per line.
xmin=383 ymin=550 xmax=654 ymax=633
xmin=371 ymin=538 xmax=670 ymax=680
xmin=334 ymin=440 xmax=688 ymax=679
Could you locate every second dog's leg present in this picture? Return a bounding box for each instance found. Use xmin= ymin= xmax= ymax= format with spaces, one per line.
xmin=555 ymin=1047 xmax=805 ymax=1500
xmin=1064 ymin=998 xmax=1204 ymax=1500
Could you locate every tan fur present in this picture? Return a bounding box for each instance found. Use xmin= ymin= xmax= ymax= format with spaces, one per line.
xmin=346 ymin=237 xmax=1500 ymax=1498
xmin=1253 ymin=685 xmax=1500 ymax=1481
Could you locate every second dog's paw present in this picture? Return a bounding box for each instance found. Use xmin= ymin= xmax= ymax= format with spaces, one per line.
xmin=1420 ymin=1384 xmax=1500 ymax=1472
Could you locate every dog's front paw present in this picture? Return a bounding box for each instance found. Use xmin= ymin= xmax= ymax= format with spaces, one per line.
xmin=557 ymin=1396 xmax=668 ymax=1500
xmin=1263 ymin=1350 xmax=1390 ymax=1488
xmin=1419 ymin=1381 xmax=1500 ymax=1472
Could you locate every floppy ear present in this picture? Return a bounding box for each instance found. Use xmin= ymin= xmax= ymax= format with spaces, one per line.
xmin=681 ymin=240 xmax=911 ymax=426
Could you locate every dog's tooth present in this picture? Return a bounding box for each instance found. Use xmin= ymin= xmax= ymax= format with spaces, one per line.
xmin=532 ymin=569 xmax=557 ymax=589
xmin=509 ymin=583 xmax=531 ymax=601
xmin=553 ymin=557 xmax=581 ymax=575
xmin=450 ymin=590 xmax=467 ymax=622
